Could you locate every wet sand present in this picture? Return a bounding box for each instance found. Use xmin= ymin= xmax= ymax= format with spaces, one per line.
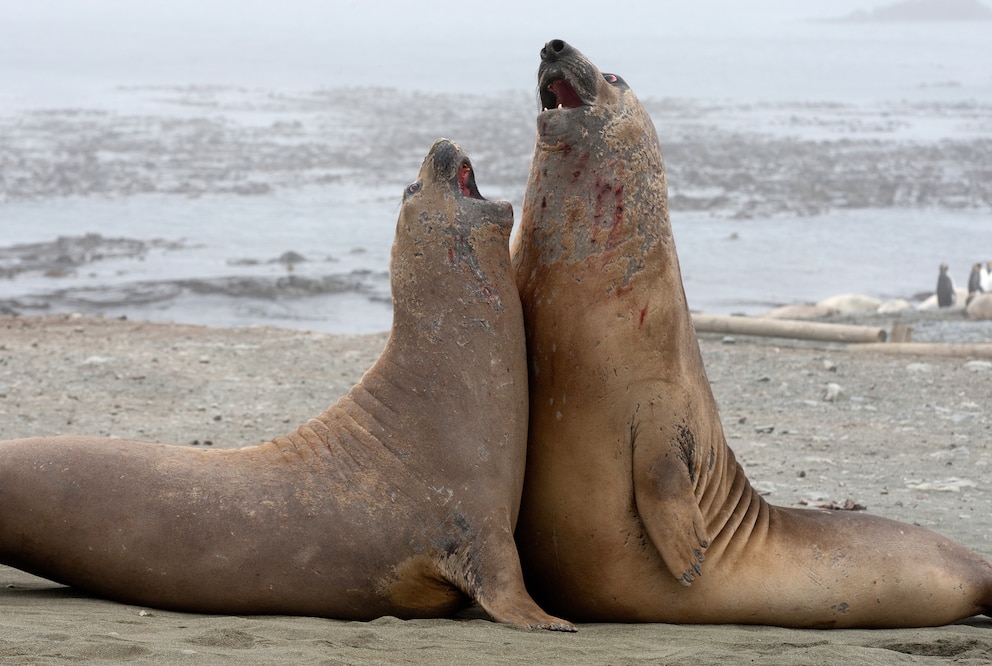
xmin=1 ymin=314 xmax=991 ymax=664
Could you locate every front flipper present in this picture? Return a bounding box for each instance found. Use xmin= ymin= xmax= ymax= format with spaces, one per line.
xmin=438 ymin=522 xmax=576 ymax=631
xmin=632 ymin=423 xmax=710 ymax=585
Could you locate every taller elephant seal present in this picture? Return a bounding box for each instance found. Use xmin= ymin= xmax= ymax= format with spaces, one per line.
xmin=511 ymin=39 xmax=992 ymax=628
xmin=0 ymin=139 xmax=573 ymax=632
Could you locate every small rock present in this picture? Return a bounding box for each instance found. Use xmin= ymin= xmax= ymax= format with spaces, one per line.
xmin=797 ymin=498 xmax=867 ymax=511
xmin=822 ymin=359 xmax=838 ymax=372
xmin=754 ymin=424 xmax=775 ymax=434
xmin=908 ymin=478 xmax=976 ymax=492
xmin=277 ymin=250 xmax=306 ymax=265
xmin=752 ymin=481 xmax=775 ymax=496
xmin=905 ymin=362 xmax=932 ymax=374
xmin=964 ymin=360 xmax=992 ymax=373
xmin=822 ymin=383 xmax=846 ymax=402
xmin=721 ymin=336 xmax=736 ymax=344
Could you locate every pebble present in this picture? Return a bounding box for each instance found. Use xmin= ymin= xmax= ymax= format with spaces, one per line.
xmin=752 ymin=481 xmax=775 ymax=496
xmin=822 ymin=383 xmax=846 ymax=402
xmin=963 ymin=360 xmax=992 ymax=373
xmin=907 ymin=478 xmax=977 ymax=492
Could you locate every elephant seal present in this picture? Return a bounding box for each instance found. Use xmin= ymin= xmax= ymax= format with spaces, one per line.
xmin=815 ymin=293 xmax=881 ymax=314
xmin=510 ymin=39 xmax=992 ymax=628
xmin=0 ymin=139 xmax=573 ymax=632
xmin=967 ymin=292 xmax=992 ymax=320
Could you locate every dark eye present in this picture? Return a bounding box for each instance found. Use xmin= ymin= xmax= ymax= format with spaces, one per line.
xmin=603 ymin=73 xmax=624 ymax=85
xmin=403 ymin=181 xmax=422 ymax=199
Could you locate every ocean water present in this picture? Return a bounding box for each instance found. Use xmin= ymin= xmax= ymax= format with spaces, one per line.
xmin=0 ymin=0 xmax=990 ymax=333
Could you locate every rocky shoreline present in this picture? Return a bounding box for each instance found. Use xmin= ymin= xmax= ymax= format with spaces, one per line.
xmin=2 ymin=88 xmax=990 ymax=219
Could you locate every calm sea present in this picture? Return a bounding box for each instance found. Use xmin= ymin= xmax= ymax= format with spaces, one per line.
xmin=1 ymin=0 xmax=990 ymax=333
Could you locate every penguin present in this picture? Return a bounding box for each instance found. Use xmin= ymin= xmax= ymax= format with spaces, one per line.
xmin=981 ymin=261 xmax=992 ymax=293
xmin=936 ymin=262 xmax=955 ymax=308
xmin=968 ymin=262 xmax=984 ymax=304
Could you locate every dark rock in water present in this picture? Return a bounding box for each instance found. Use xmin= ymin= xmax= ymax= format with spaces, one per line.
xmin=0 ymin=234 xmax=185 ymax=279
xmin=275 ymin=251 xmax=306 ymax=265
xmin=174 ymin=273 xmax=382 ymax=299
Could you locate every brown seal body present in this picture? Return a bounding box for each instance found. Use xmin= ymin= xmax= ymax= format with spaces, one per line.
xmin=511 ymin=40 xmax=992 ymax=628
xmin=0 ymin=139 xmax=572 ymax=631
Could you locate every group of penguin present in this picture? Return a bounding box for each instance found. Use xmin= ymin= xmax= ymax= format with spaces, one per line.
xmin=936 ymin=260 xmax=992 ymax=308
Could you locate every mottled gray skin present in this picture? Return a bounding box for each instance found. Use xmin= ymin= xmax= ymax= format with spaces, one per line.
xmin=511 ymin=39 xmax=992 ymax=628
xmin=0 ymin=139 xmax=573 ymax=631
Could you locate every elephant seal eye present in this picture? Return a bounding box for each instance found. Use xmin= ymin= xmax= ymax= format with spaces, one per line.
xmin=404 ymin=181 xmax=422 ymax=199
xmin=603 ymin=73 xmax=624 ymax=85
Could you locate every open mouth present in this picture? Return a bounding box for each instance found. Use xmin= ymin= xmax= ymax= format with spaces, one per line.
xmin=541 ymin=78 xmax=584 ymax=111
xmin=458 ymin=161 xmax=483 ymax=199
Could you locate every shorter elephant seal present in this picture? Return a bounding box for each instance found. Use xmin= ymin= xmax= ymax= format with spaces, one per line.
xmin=512 ymin=39 xmax=992 ymax=628
xmin=0 ymin=139 xmax=573 ymax=632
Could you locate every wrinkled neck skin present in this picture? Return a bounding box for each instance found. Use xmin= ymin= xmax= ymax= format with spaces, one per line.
xmin=269 ymin=189 xmax=525 ymax=502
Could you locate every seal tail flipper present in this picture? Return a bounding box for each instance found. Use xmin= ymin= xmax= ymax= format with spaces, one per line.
xmin=632 ymin=431 xmax=710 ymax=585
xmin=437 ymin=526 xmax=576 ymax=631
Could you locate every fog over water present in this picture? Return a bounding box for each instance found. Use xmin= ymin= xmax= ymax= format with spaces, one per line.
xmin=0 ymin=0 xmax=990 ymax=332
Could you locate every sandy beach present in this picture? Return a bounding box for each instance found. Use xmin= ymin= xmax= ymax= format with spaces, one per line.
xmin=1 ymin=313 xmax=991 ymax=664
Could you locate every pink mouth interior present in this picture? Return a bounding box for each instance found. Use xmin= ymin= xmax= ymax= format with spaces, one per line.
xmin=550 ymin=79 xmax=583 ymax=108
xmin=458 ymin=163 xmax=473 ymax=197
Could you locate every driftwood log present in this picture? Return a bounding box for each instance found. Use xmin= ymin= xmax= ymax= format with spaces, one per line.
xmin=691 ymin=314 xmax=887 ymax=344
xmin=847 ymin=343 xmax=992 ymax=359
